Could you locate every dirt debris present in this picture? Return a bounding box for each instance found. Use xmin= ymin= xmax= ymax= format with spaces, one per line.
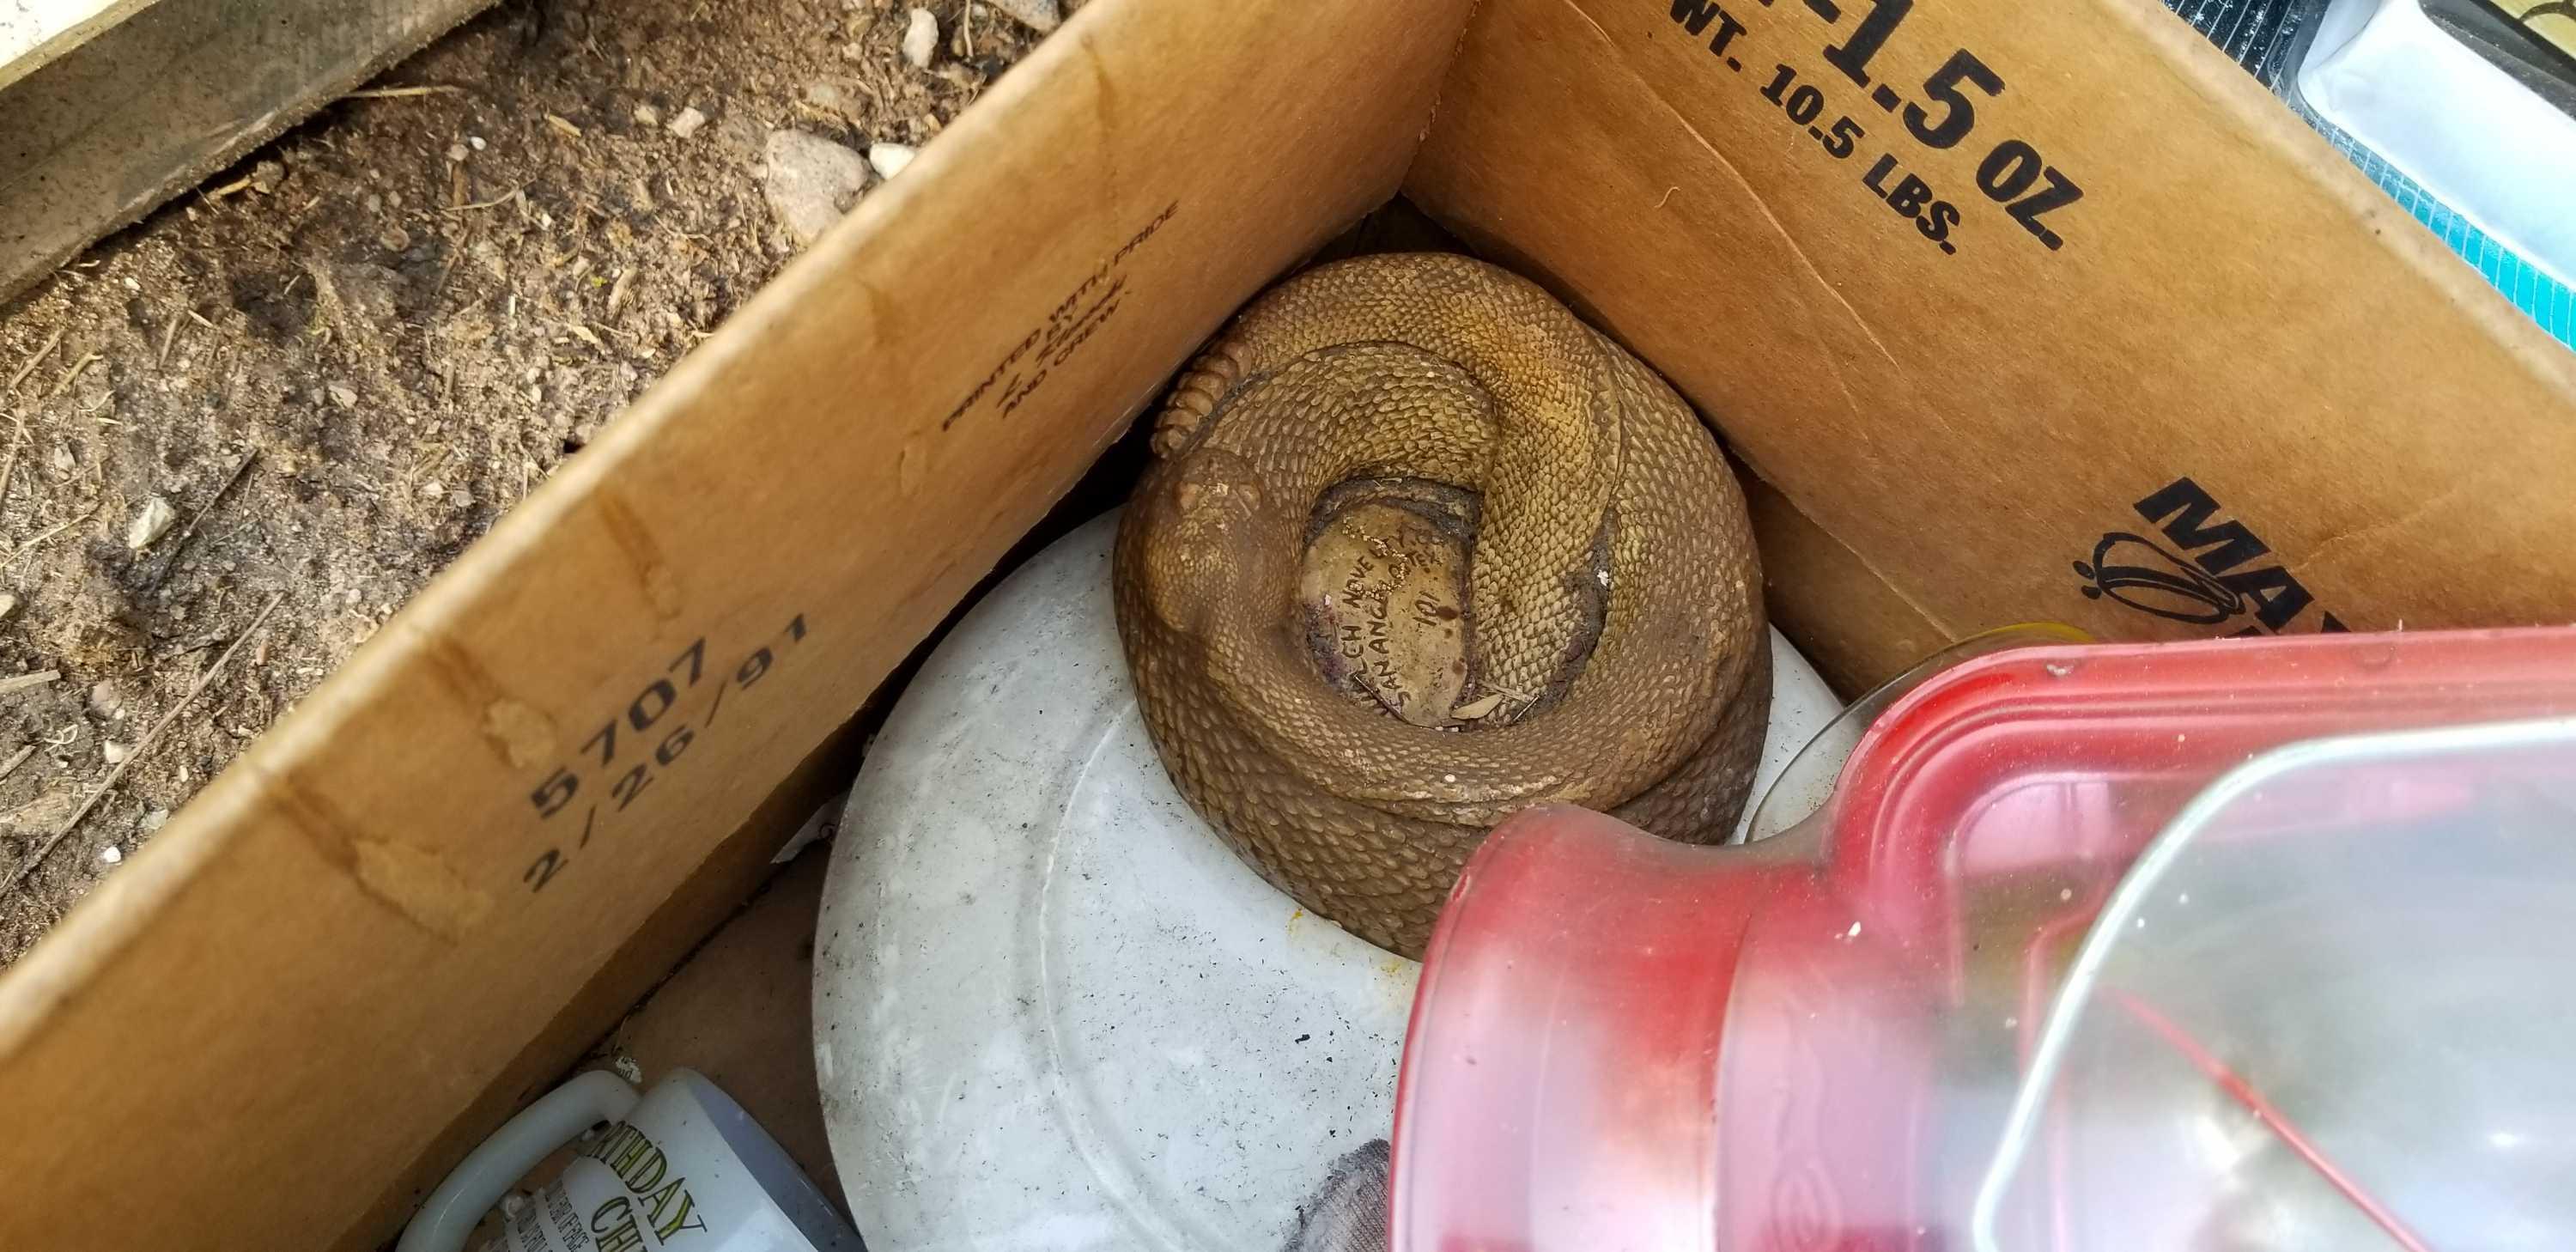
xmin=0 ymin=0 xmax=1054 ymax=964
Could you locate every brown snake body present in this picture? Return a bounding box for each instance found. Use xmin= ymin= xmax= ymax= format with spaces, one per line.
xmin=1115 ymin=253 xmax=1768 ymax=958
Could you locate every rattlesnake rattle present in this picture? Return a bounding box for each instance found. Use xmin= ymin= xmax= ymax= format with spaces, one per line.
xmin=1115 ymin=252 xmax=1769 ymax=959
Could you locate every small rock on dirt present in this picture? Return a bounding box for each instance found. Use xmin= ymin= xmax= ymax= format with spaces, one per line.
xmin=984 ymin=0 xmax=1061 ymax=32
xmin=666 ymin=106 xmax=708 ymax=139
xmin=762 ymin=131 xmax=872 ymax=247
xmin=125 ymin=496 xmax=179 ymax=551
xmin=98 ymin=845 xmax=122 ymax=866
xmin=902 ymin=8 xmax=939 ymax=69
xmin=0 ymin=593 xmax=15 ymax=623
xmin=868 ymin=143 xmax=917 ymax=179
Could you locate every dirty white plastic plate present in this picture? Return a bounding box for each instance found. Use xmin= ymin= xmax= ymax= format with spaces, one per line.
xmin=813 ymin=512 xmax=1839 ymax=1251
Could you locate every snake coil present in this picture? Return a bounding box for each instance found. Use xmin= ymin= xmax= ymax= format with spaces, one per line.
xmin=1116 ymin=253 xmax=1768 ymax=957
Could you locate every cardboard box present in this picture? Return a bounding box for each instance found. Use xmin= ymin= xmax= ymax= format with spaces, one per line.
xmin=2 ymin=0 xmax=2570 ymax=1245
xmin=1409 ymin=0 xmax=2576 ymax=690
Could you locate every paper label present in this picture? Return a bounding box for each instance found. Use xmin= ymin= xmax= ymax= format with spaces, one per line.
xmin=1300 ymin=500 xmax=1472 ymax=726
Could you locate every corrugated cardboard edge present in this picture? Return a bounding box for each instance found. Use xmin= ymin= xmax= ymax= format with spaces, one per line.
xmin=0 ymin=1 xmax=1479 ymax=1246
xmin=1738 ymin=469 xmax=1949 ymax=696
xmin=1 ymin=0 xmax=495 ymax=305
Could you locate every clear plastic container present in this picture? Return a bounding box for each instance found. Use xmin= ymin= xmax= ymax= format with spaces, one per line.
xmin=1390 ymin=626 xmax=2576 ymax=1252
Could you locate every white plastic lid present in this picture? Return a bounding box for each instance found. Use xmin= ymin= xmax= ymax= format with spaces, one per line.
xmin=811 ymin=512 xmax=1840 ymax=1250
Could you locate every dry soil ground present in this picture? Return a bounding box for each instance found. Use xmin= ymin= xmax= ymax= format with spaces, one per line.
xmin=0 ymin=0 xmax=1059 ymax=963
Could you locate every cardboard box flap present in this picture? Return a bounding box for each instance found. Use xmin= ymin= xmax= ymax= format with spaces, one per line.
xmin=1410 ymin=0 xmax=2576 ymax=684
xmin=0 ymin=1 xmax=1473 ymax=1246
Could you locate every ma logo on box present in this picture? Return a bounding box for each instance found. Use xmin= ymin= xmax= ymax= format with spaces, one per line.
xmin=2075 ymin=478 xmax=2349 ymax=636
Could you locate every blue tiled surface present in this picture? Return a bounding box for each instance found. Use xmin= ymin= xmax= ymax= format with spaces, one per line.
xmin=2167 ymin=0 xmax=2576 ymax=349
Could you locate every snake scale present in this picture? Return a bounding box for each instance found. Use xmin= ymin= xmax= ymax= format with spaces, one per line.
xmin=1115 ymin=253 xmax=1769 ymax=958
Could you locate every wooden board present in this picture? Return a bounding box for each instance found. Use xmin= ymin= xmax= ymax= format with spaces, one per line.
xmin=0 ymin=0 xmax=495 ymax=303
xmin=1 ymin=0 xmax=158 ymax=89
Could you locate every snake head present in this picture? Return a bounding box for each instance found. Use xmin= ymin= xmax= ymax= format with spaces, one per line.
xmin=1130 ymin=447 xmax=1273 ymax=635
